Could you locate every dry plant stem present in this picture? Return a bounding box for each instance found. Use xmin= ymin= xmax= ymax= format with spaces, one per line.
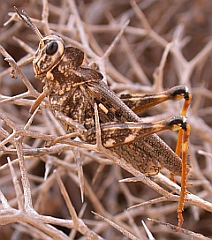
xmin=153 ymin=42 xmax=174 ymax=91
xmin=2 ymin=150 xmax=105 ymax=238
xmin=69 ymin=172 xmax=109 ymax=216
xmin=1 ymin=20 xmax=22 ymax=42
xmin=84 ymin=21 xmax=133 ymax=84
xmin=0 ymin=161 xmax=72 ymax=239
xmin=0 ymin=111 xmax=55 ymax=148
xmin=45 ymin=110 xmax=67 ymax=136
xmin=41 ymin=0 xmax=51 ymax=35
xmin=0 ymin=208 xmax=75 ymax=228
xmin=114 ymin=167 xmax=141 ymax=206
xmin=189 ymin=116 xmax=212 ymax=145
xmin=14 ymin=223 xmax=53 ymax=240
xmin=123 ymin=173 xmax=212 ymax=213
xmin=189 ymin=146 xmax=212 ymax=197
xmin=69 ymin=172 xmax=137 ymax=235
xmin=101 ymin=19 xmax=130 ymax=60
xmin=14 ymin=139 xmax=34 ymax=212
xmin=0 ymin=46 xmax=38 ymax=97
xmin=130 ymin=0 xmax=167 ymax=47
xmin=198 ymin=150 xmax=212 ymax=159
xmin=92 ymin=211 xmax=139 ymax=240
xmin=127 ymin=196 xmax=168 ymax=210
xmin=7 ymin=157 xmax=24 ymax=211
xmin=24 ymin=106 xmax=40 ymax=131
xmin=148 ymin=219 xmax=211 ymax=240
xmin=0 ymin=211 xmax=71 ymax=240
xmin=185 ymin=39 xmax=212 ymax=85
xmin=6 ymin=109 xmax=39 ymax=212
xmin=0 ymin=92 xmax=33 ymax=106
xmin=100 ymin=20 xmax=131 ymax=81
xmin=0 ymin=191 xmax=12 ymax=210
xmin=75 ymin=148 xmax=85 ymax=203
xmin=125 ymin=210 xmax=143 ymax=239
xmin=12 ymin=36 xmax=35 ymax=55
xmin=55 ymin=171 xmax=102 ymax=240
xmin=68 ymin=0 xmax=96 ymax=58
xmin=69 ymin=203 xmax=87 ymax=239
xmin=131 ymin=0 xmax=212 ymax=86
xmin=68 ymin=0 xmax=131 ymax=82
xmin=120 ymin=32 xmax=150 ymax=85
xmin=55 ymin=32 xmax=85 ymax=51
xmin=94 ymin=102 xmax=103 ymax=147
xmin=0 ymin=55 xmax=33 ymax=80
xmin=92 ymin=164 xmax=106 ymax=184
xmin=141 ymin=220 xmax=155 ymax=240
xmin=88 ymin=24 xmax=146 ymax=37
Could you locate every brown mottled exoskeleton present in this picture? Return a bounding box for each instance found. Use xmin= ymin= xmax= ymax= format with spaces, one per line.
xmin=14 ymin=7 xmax=191 ymax=229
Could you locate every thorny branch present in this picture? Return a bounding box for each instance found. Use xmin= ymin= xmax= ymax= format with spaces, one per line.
xmin=0 ymin=0 xmax=212 ymax=239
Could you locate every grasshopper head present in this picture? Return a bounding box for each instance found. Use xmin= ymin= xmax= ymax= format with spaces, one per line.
xmin=33 ymin=35 xmax=65 ymax=76
xmin=14 ymin=7 xmax=65 ymax=77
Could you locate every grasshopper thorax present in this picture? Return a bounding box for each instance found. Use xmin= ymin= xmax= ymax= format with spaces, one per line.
xmin=33 ymin=35 xmax=65 ymax=76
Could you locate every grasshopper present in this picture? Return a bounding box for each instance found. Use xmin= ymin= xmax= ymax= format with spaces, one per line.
xmin=14 ymin=7 xmax=191 ymax=229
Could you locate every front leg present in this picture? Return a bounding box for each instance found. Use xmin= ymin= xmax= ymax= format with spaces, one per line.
xmin=29 ymin=87 xmax=50 ymax=114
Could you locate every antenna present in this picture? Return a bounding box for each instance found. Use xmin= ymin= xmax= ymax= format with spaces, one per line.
xmin=14 ymin=6 xmax=44 ymax=41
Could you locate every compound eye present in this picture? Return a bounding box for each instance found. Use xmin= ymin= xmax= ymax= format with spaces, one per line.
xmin=46 ymin=41 xmax=58 ymax=55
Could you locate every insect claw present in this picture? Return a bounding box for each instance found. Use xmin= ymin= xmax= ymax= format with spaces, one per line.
xmin=167 ymin=117 xmax=187 ymax=131
xmin=170 ymin=86 xmax=190 ymax=101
